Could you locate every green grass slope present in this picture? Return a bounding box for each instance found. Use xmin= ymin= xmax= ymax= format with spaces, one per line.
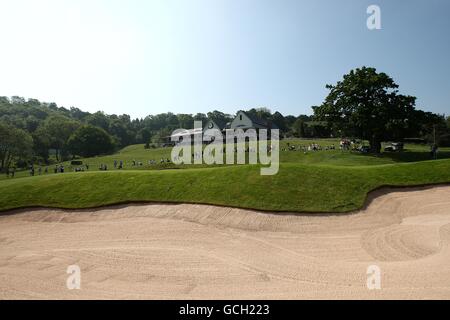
xmin=1 ymin=159 xmax=450 ymax=213
xmin=3 ymin=139 xmax=450 ymax=181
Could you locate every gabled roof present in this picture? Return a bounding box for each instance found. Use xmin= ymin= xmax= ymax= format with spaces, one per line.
xmin=238 ymin=110 xmax=279 ymax=130
xmin=209 ymin=119 xmax=228 ymax=130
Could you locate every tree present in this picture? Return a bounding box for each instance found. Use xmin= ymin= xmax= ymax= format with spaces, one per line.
xmin=272 ymin=111 xmax=287 ymax=133
xmin=11 ymin=96 xmax=26 ymax=104
xmin=193 ymin=113 xmax=208 ymax=123
xmin=69 ymin=107 xmax=90 ymax=121
xmin=109 ymin=119 xmax=133 ymax=147
xmin=67 ymin=125 xmax=115 ymax=157
xmin=177 ymin=114 xmax=194 ymax=129
xmin=313 ymin=67 xmax=419 ymax=153
xmin=207 ymin=110 xmax=233 ymax=126
xmin=32 ymin=125 xmax=51 ymax=163
xmin=41 ymin=115 xmax=81 ymax=161
xmin=284 ymin=115 xmax=297 ymax=128
xmin=0 ymin=96 xmax=9 ymax=104
xmin=85 ymin=111 xmax=110 ymax=131
xmin=245 ymin=108 xmax=272 ymax=121
xmin=25 ymin=115 xmax=40 ymax=132
xmin=0 ymin=122 xmax=33 ymax=171
xmin=151 ymin=128 xmax=172 ymax=145
xmin=138 ymin=128 xmax=152 ymax=148
xmin=293 ymin=119 xmax=306 ymax=137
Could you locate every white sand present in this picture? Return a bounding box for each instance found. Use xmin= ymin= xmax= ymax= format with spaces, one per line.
xmin=1 ymin=186 xmax=449 ymax=299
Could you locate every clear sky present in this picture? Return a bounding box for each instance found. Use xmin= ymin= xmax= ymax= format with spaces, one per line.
xmin=0 ymin=0 xmax=449 ymax=119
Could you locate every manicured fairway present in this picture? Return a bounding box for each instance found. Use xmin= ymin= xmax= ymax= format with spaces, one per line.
xmin=1 ymin=139 xmax=450 ymax=213
xmin=2 ymin=139 xmax=450 ymax=181
xmin=1 ymin=157 xmax=450 ymax=213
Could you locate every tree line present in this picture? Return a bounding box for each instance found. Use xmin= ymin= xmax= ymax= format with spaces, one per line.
xmin=0 ymin=96 xmax=318 ymax=171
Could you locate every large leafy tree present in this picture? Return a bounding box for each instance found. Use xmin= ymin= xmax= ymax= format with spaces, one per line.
xmin=108 ymin=119 xmax=133 ymax=147
xmin=41 ymin=115 xmax=81 ymax=161
xmin=207 ymin=110 xmax=233 ymax=126
xmin=138 ymin=128 xmax=151 ymax=144
xmin=313 ymin=67 xmax=419 ymax=153
xmin=0 ymin=122 xmax=33 ymax=170
xmin=85 ymin=111 xmax=110 ymax=131
xmin=293 ymin=118 xmax=306 ymax=137
xmin=246 ymin=108 xmax=272 ymax=121
xmin=193 ymin=113 xmax=208 ymax=123
xmin=176 ymin=114 xmax=195 ymax=129
xmin=31 ymin=125 xmax=52 ymax=163
xmin=272 ymin=111 xmax=287 ymax=133
xmin=67 ymin=125 xmax=115 ymax=158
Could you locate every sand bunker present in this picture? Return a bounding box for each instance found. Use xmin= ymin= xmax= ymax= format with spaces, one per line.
xmin=1 ymin=186 xmax=450 ymax=299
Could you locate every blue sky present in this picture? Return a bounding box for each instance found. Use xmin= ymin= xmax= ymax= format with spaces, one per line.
xmin=0 ymin=0 xmax=449 ymax=118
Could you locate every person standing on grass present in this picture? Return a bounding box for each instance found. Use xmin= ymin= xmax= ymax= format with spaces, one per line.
xmin=38 ymin=167 xmax=42 ymax=175
xmin=431 ymin=144 xmax=438 ymax=160
xmin=11 ymin=167 xmax=15 ymax=178
xmin=114 ymin=160 xmax=117 ymax=169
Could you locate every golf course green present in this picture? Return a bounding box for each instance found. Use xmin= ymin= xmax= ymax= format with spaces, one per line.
xmin=1 ymin=139 xmax=449 ymax=213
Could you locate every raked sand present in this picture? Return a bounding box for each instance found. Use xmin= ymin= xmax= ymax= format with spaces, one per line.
xmin=1 ymin=186 xmax=450 ymax=299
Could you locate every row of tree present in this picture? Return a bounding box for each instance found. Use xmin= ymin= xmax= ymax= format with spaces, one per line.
xmin=0 ymin=96 xmax=319 ymax=170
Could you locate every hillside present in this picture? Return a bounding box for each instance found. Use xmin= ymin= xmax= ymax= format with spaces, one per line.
xmin=1 ymin=139 xmax=450 ymax=213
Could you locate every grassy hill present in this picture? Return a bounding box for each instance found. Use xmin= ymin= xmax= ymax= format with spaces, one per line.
xmin=3 ymin=138 xmax=449 ymax=180
xmin=1 ymin=139 xmax=450 ymax=213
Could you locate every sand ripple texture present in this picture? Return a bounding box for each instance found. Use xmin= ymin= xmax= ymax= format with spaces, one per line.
xmin=1 ymin=186 xmax=449 ymax=299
